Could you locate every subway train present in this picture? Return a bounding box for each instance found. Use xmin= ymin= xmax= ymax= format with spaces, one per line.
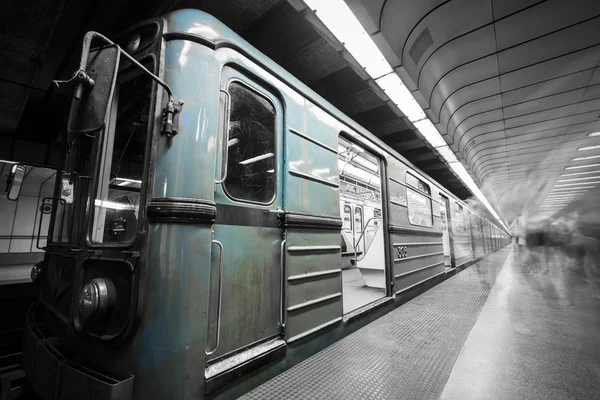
xmin=21 ymin=9 xmax=510 ymax=400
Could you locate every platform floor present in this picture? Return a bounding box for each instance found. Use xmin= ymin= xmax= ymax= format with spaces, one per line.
xmin=342 ymin=268 xmax=385 ymax=314
xmin=241 ymin=246 xmax=600 ymax=399
xmin=0 ymin=264 xmax=32 ymax=285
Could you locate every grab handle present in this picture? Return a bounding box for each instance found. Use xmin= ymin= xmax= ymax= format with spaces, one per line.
xmin=206 ymin=239 xmax=224 ymax=355
xmin=215 ymin=90 xmax=231 ymax=184
xmin=280 ymin=239 xmax=286 ymax=329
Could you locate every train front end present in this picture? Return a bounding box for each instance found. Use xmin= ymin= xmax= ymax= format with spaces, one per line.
xmin=23 ymin=15 xmax=216 ymax=400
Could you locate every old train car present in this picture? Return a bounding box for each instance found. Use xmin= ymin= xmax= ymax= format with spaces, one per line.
xmin=22 ymin=9 xmax=510 ymax=400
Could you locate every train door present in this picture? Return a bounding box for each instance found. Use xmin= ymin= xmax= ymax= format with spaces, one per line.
xmin=338 ymin=136 xmax=386 ymax=314
xmin=208 ymin=68 xmax=283 ymax=361
xmin=439 ymin=194 xmax=454 ymax=268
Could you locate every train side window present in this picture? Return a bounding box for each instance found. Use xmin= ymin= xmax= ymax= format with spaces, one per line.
xmin=406 ymin=172 xmax=432 ymax=227
xmin=343 ymin=204 xmax=353 ymax=231
xmin=354 ymin=205 xmax=364 ymax=250
xmin=223 ymin=81 xmax=276 ymax=204
xmin=453 ymin=203 xmax=465 ymax=232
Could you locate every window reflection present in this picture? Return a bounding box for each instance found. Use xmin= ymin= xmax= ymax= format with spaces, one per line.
xmin=223 ymin=82 xmax=276 ymax=204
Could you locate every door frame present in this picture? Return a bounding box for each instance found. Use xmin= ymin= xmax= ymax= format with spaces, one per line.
xmin=207 ymin=65 xmax=285 ymax=362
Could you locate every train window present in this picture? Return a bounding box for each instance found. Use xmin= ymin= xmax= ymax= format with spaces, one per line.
xmin=342 ymin=204 xmax=353 ymax=231
xmin=406 ymin=172 xmax=432 ymax=227
xmin=223 ymin=82 xmax=276 ymax=204
xmin=452 ymin=202 xmax=465 ymax=232
xmin=90 ymin=60 xmax=153 ymax=244
xmin=354 ymin=206 xmax=363 ymax=243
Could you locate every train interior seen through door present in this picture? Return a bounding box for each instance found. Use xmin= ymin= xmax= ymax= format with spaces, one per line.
xmin=338 ymin=136 xmax=386 ymax=314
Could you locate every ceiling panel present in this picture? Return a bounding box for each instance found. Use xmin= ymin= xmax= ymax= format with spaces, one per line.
xmin=404 ymin=0 xmax=492 ymax=76
xmin=430 ymin=55 xmax=499 ymax=118
xmin=418 ymin=25 xmax=496 ymax=100
xmin=494 ymin=0 xmax=600 ymax=50
xmin=502 ymin=89 xmax=586 ymax=119
xmin=437 ymin=77 xmax=501 ymax=131
xmin=499 ymin=45 xmax=600 ymax=92
xmin=501 ymin=70 xmax=593 ymax=107
xmin=491 ymin=0 xmax=544 ymax=20
xmin=497 ymin=17 xmax=600 ymax=74
xmin=447 ymin=95 xmax=503 ymax=136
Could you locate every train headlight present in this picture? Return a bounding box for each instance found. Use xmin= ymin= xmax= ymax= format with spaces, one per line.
xmin=30 ymin=263 xmax=42 ymax=282
xmin=78 ymin=278 xmax=115 ymax=323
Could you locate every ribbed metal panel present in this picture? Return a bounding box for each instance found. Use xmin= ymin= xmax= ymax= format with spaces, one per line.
xmin=284 ymin=230 xmax=343 ymax=342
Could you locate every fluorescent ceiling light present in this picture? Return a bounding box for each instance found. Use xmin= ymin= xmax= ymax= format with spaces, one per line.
xmin=554 ymin=181 xmax=600 ymax=187
xmin=304 ymin=0 xmax=392 ymax=80
xmin=304 ymin=0 xmax=508 ymax=233
xmin=588 ymin=132 xmax=600 ymax=137
xmin=228 ymin=138 xmax=240 ymax=147
xmin=436 ymin=146 xmax=460 ymax=163
xmin=565 ymin=163 xmax=600 ymax=170
xmin=414 ymin=119 xmax=446 ymax=147
xmin=239 ymin=153 xmax=274 ymax=165
xmin=338 ymin=159 xmax=381 ymax=187
xmin=546 ymin=196 xmax=578 ymax=199
xmin=571 ymin=154 xmax=600 ymax=161
xmin=557 ymin=176 xmax=600 ymax=182
xmin=578 ymin=145 xmax=600 ymax=151
xmin=94 ymin=199 xmax=135 ymax=211
xmin=375 ymin=73 xmax=426 ymax=122
xmin=561 ymin=170 xmax=600 ymax=176
xmin=550 ymin=187 xmax=593 ymax=191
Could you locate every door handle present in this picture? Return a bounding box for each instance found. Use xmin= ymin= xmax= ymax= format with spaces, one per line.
xmin=206 ymin=239 xmax=224 ymax=356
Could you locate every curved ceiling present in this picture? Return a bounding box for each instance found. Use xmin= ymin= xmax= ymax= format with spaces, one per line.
xmin=347 ymin=0 xmax=600 ymax=222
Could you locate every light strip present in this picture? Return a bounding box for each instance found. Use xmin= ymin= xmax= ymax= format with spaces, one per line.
xmin=571 ymin=154 xmax=600 ymax=161
xmin=239 ymin=152 xmax=274 ymax=165
xmin=588 ymin=132 xmax=600 ymax=137
xmin=94 ymin=199 xmax=135 ymax=211
xmin=554 ymin=181 xmax=600 ymax=187
xmin=545 ymin=195 xmax=578 ymax=198
xmin=557 ymin=175 xmax=600 ymax=182
xmin=565 ymin=163 xmax=600 ymax=170
xmin=561 ymin=170 xmax=600 ymax=176
xmin=578 ymin=145 xmax=600 ymax=151
xmin=550 ymin=187 xmax=594 ymax=192
xmin=302 ymin=0 xmax=509 ymax=233
xmin=375 ymin=74 xmax=426 ymax=122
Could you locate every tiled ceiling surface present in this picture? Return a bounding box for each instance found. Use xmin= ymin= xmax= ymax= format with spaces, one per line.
xmin=0 ymin=0 xmax=473 ymax=199
xmin=347 ymin=0 xmax=600 ymax=222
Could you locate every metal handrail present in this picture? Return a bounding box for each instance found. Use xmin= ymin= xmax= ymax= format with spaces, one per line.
xmin=280 ymin=238 xmax=286 ymax=329
xmin=206 ymin=239 xmax=224 ymax=356
xmin=357 ymin=220 xmax=383 ymax=261
xmin=350 ymin=217 xmax=382 ymax=264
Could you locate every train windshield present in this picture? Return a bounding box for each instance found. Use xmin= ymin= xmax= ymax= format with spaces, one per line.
xmin=51 ymin=59 xmax=154 ymax=246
